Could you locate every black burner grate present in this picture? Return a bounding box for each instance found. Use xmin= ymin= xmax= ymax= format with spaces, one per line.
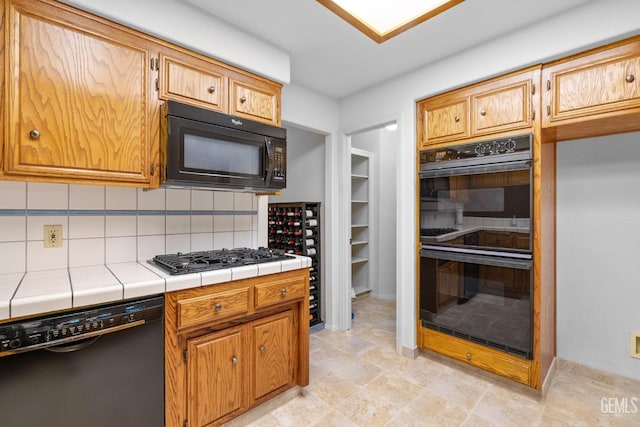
xmin=152 ymin=247 xmax=292 ymax=275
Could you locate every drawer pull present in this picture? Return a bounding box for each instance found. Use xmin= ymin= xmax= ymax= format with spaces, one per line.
xmin=454 ymin=115 xmax=460 ymax=122
xmin=260 ymin=345 xmax=266 ymax=354
xmin=626 ymin=74 xmax=635 ymax=83
xmin=479 ymin=110 xmax=486 ymax=116
xmin=240 ymin=95 xmax=247 ymax=103
xmin=208 ymin=85 xmax=216 ymax=93
xmin=466 ymin=353 xmax=472 ymax=361
xmin=29 ymin=129 xmax=41 ymax=139
xmin=214 ymin=303 xmax=222 ymax=312
xmin=281 ymin=288 xmax=287 ymax=296
xmin=231 ymin=356 xmax=238 ymax=365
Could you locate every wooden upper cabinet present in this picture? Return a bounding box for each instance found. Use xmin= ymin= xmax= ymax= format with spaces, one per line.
xmin=159 ymin=52 xmax=227 ymax=112
xmin=418 ymin=67 xmax=539 ymax=149
xmin=470 ymin=72 xmax=535 ymax=136
xmin=542 ymin=38 xmax=640 ymax=132
xmin=5 ymin=0 xmax=159 ymax=186
xmin=229 ymin=73 xmax=282 ymax=127
xmin=419 ymin=98 xmax=470 ymax=146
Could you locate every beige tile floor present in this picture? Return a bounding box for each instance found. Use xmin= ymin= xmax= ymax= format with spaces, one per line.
xmin=229 ymin=295 xmax=640 ymax=426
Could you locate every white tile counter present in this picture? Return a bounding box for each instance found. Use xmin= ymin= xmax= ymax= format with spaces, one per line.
xmin=0 ymin=255 xmax=311 ymax=322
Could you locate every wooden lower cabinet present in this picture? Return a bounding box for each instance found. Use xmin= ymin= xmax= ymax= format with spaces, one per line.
xmin=165 ymin=269 xmax=309 ymax=427
xmin=420 ymin=327 xmax=537 ymax=387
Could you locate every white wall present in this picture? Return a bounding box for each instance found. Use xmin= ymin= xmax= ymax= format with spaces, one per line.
xmin=557 ymin=132 xmax=640 ymax=381
xmin=337 ymin=0 xmax=640 ymax=361
xmin=60 ymin=0 xmax=290 ymax=83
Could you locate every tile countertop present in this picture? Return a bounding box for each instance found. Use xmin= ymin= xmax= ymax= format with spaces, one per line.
xmin=0 ymin=256 xmax=311 ymax=322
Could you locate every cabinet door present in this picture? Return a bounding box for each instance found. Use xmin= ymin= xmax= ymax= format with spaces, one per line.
xmin=5 ymin=0 xmax=158 ymax=186
xmin=471 ymin=76 xmax=533 ymax=136
xmin=419 ymin=98 xmax=469 ymax=147
xmin=542 ymin=39 xmax=640 ymax=126
xmin=187 ymin=327 xmax=247 ymax=427
xmin=229 ymin=73 xmax=281 ymax=126
xmin=251 ymin=311 xmax=293 ymax=400
xmin=159 ymin=53 xmax=227 ymax=112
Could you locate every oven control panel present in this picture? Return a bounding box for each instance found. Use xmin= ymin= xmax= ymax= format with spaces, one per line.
xmin=271 ymin=140 xmax=286 ymax=182
xmin=421 ymin=133 xmax=532 ymax=165
xmin=0 ymin=296 xmax=163 ymax=356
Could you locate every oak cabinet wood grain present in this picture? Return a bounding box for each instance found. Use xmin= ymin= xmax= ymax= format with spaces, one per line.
xmin=229 ymin=73 xmax=282 ymax=127
xmin=165 ymin=269 xmax=309 ymax=427
xmin=4 ymin=0 xmax=159 ymax=187
xmin=417 ymin=67 xmax=539 ymax=149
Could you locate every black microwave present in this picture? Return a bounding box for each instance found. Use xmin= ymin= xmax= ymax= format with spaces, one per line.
xmin=161 ymin=101 xmax=286 ymax=192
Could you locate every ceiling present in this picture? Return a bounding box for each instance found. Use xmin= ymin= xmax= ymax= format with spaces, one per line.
xmin=181 ymin=0 xmax=594 ymax=99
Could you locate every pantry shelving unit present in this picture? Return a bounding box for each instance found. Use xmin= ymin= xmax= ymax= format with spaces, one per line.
xmin=267 ymin=202 xmax=322 ymax=327
xmin=351 ymin=148 xmax=371 ymax=296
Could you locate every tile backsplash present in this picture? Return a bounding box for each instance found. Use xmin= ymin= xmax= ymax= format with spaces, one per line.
xmin=0 ymin=182 xmax=261 ymax=274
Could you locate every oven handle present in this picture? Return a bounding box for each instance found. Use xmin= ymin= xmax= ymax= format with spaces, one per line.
xmin=264 ymin=138 xmax=274 ymax=182
xmin=420 ymin=159 xmax=531 ymax=178
xmin=421 ymin=248 xmax=532 ymax=270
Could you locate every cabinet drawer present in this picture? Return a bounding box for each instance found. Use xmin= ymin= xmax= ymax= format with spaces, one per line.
xmin=177 ymin=287 xmax=250 ymax=329
xmin=421 ymin=328 xmax=533 ymax=386
xmin=254 ymin=277 xmax=306 ymax=308
xmin=160 ymin=55 xmax=226 ymax=112
xmin=229 ymin=76 xmax=281 ymax=126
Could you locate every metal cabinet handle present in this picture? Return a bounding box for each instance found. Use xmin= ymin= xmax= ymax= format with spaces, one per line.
xmin=479 ymin=110 xmax=486 ymax=116
xmin=260 ymin=345 xmax=266 ymax=354
xmin=240 ymin=95 xmax=247 ymax=103
xmin=231 ymin=356 xmax=238 ymax=365
xmin=466 ymin=353 xmax=472 ymax=361
xmin=29 ymin=129 xmax=41 ymax=139
xmin=626 ymin=74 xmax=635 ymax=83
xmin=454 ymin=115 xmax=460 ymax=122
xmin=208 ymin=86 xmax=216 ymax=93
xmin=281 ymin=288 xmax=287 ymax=296
xmin=214 ymin=303 xmax=222 ymax=312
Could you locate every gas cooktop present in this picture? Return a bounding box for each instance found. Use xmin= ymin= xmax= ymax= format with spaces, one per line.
xmin=151 ymin=247 xmax=293 ymax=275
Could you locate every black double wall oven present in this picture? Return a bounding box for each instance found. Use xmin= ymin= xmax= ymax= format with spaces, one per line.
xmin=419 ymin=134 xmax=534 ymax=359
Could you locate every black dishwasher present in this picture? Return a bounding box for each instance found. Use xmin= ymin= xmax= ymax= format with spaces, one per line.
xmin=0 ymin=295 xmax=164 ymax=427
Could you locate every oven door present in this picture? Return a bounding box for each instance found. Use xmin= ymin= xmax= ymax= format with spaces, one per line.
xmin=165 ymin=115 xmax=271 ymax=189
xmin=420 ymin=248 xmax=533 ymax=359
xmin=419 ymin=157 xmax=532 ymax=254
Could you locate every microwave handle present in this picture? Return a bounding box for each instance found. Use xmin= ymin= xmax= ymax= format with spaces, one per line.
xmin=264 ymin=138 xmax=274 ymax=182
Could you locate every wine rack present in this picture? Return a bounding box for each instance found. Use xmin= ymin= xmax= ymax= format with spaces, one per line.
xmin=268 ymin=202 xmax=322 ymax=327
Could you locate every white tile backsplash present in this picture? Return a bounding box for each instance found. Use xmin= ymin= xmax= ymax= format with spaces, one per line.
xmin=69 ymin=216 xmax=105 ymax=239
xmin=167 ymin=188 xmax=190 ymax=210
xmin=106 ymin=186 xmax=137 ymax=210
xmin=214 ymin=191 xmax=234 ymax=210
xmin=138 ymin=188 xmax=165 ymax=210
xmin=0 ymin=181 xmax=26 ymax=209
xmin=191 ymin=190 xmax=213 ymax=210
xmin=69 ymin=238 xmax=105 ymax=268
xmin=106 ymin=216 xmax=137 ymax=237
xmin=106 ymin=237 xmax=137 ymax=264
xmin=69 ymin=184 xmax=105 ymax=210
xmin=0 ymin=183 xmax=258 ymax=271
xmin=0 ymin=242 xmax=26 ymax=274
xmin=27 ymin=183 xmax=68 ymax=210
xmin=0 ymin=216 xmax=26 ymax=242
xmin=26 ymin=241 xmax=68 ymax=271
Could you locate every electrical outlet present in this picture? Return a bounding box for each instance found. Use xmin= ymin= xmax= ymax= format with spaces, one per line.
xmin=44 ymin=225 xmax=63 ymax=248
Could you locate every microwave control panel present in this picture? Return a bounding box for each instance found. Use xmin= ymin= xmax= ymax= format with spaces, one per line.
xmin=272 ymin=141 xmax=286 ymax=181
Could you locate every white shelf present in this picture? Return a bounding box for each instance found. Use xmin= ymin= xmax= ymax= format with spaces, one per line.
xmin=351 ymin=223 xmax=368 ymax=228
xmin=351 ymin=199 xmax=367 ymax=204
xmin=351 ymin=257 xmax=368 ymax=264
xmin=351 ymin=240 xmax=368 ymax=246
xmin=351 ymin=174 xmax=368 ymax=179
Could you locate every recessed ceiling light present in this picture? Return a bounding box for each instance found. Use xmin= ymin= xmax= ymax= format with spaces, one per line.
xmin=317 ymin=0 xmax=464 ymax=43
